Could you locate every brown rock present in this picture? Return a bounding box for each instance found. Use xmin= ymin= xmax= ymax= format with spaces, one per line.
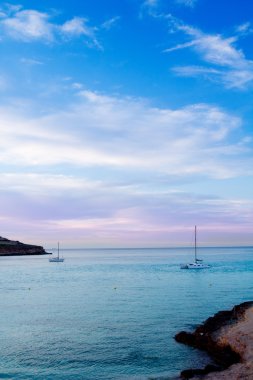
xmin=175 ymin=301 xmax=253 ymax=379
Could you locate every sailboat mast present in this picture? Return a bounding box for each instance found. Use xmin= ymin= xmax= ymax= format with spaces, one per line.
xmin=194 ymin=226 xmax=197 ymax=263
xmin=57 ymin=242 xmax=59 ymax=259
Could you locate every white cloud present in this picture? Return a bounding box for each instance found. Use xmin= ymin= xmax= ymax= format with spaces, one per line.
xmin=60 ymin=17 xmax=102 ymax=49
xmin=0 ymin=7 xmax=102 ymax=48
xmin=0 ymin=91 xmax=250 ymax=181
xmin=61 ymin=17 xmax=90 ymax=36
xmin=2 ymin=10 xmax=54 ymax=41
xmin=165 ymin=18 xmax=253 ymax=89
xmin=189 ymin=34 xmax=245 ymax=67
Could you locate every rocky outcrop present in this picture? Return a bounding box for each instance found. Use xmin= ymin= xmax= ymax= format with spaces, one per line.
xmin=175 ymin=301 xmax=253 ymax=379
xmin=0 ymin=236 xmax=50 ymax=256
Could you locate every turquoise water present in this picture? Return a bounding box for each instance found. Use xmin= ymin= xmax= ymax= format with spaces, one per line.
xmin=0 ymin=247 xmax=253 ymax=379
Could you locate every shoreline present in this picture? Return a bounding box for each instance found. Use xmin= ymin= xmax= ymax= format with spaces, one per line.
xmin=175 ymin=301 xmax=253 ymax=379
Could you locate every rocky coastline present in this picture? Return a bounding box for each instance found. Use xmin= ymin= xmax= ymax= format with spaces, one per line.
xmin=0 ymin=236 xmax=51 ymax=256
xmin=175 ymin=301 xmax=253 ymax=379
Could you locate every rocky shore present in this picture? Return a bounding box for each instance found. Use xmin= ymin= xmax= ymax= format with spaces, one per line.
xmin=0 ymin=236 xmax=50 ymax=256
xmin=175 ymin=301 xmax=253 ymax=379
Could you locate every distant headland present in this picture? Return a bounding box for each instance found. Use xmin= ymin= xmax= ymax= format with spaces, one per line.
xmin=0 ymin=236 xmax=50 ymax=256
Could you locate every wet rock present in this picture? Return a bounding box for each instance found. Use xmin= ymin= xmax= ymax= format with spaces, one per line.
xmin=181 ymin=364 xmax=222 ymax=379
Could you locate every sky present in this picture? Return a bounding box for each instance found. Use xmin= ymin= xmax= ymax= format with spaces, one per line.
xmin=0 ymin=0 xmax=253 ymax=248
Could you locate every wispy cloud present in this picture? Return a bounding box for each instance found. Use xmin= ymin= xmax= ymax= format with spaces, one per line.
xmin=235 ymin=22 xmax=252 ymax=36
xmin=175 ymin=0 xmax=198 ymax=7
xmin=0 ymin=7 xmax=102 ymax=48
xmin=172 ymin=65 xmax=221 ymax=76
xmin=101 ymin=16 xmax=120 ymax=30
xmin=60 ymin=16 xmax=102 ymax=49
xmin=0 ymin=90 xmax=250 ymax=179
xmin=140 ymin=0 xmax=159 ymax=17
xmin=141 ymin=0 xmax=198 ymax=16
xmin=1 ymin=180 xmax=253 ymax=247
xmin=164 ymin=40 xmax=197 ymax=52
xmin=0 ymin=11 xmax=7 ymax=18
xmin=164 ymin=17 xmax=253 ymax=89
xmin=20 ymin=57 xmax=43 ymax=65
xmin=143 ymin=0 xmax=159 ymax=8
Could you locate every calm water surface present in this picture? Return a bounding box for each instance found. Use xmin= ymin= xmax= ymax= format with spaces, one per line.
xmin=0 ymin=247 xmax=253 ymax=379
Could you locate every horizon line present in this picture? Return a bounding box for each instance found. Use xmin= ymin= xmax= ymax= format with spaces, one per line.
xmin=46 ymin=245 xmax=253 ymax=250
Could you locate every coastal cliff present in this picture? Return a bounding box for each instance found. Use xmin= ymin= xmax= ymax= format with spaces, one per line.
xmin=175 ymin=301 xmax=253 ymax=379
xmin=0 ymin=236 xmax=50 ymax=256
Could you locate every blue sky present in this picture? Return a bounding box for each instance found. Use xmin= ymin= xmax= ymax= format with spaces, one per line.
xmin=0 ymin=0 xmax=253 ymax=247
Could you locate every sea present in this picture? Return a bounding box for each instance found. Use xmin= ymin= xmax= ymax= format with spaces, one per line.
xmin=0 ymin=246 xmax=253 ymax=380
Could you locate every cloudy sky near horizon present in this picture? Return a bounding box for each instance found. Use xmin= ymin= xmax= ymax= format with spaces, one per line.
xmin=0 ymin=0 xmax=253 ymax=248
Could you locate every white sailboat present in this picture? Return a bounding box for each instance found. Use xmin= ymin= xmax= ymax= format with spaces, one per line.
xmin=49 ymin=242 xmax=64 ymax=263
xmin=180 ymin=226 xmax=211 ymax=269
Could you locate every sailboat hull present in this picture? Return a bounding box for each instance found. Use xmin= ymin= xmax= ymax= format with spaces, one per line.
xmin=181 ymin=263 xmax=211 ymax=269
xmin=49 ymin=257 xmax=64 ymax=262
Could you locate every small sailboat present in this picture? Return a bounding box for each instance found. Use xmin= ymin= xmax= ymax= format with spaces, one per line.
xmin=180 ymin=226 xmax=211 ymax=269
xmin=49 ymin=242 xmax=64 ymax=263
